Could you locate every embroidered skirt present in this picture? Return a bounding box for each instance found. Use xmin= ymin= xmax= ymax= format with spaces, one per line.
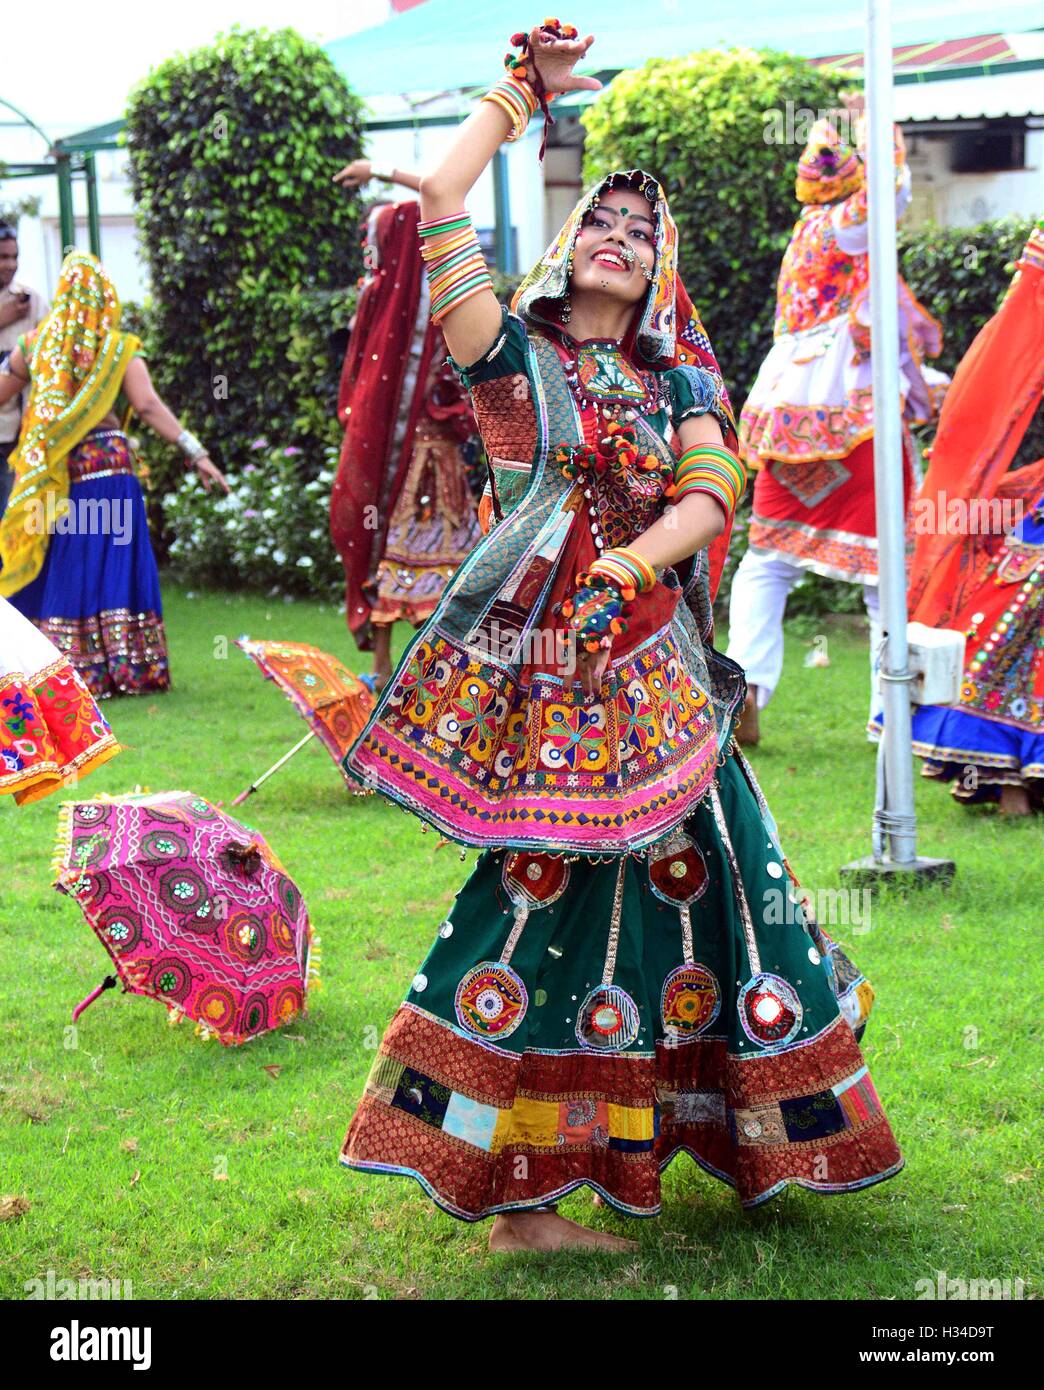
xmin=341 ymin=752 xmax=903 ymax=1217
xmin=369 ymin=426 xmax=481 ymax=630
xmin=9 ymin=429 xmax=170 ymax=698
xmin=0 ymin=595 xmax=120 ymax=803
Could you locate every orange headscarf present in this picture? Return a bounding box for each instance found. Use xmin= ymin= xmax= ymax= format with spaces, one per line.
xmin=909 ymin=222 xmax=1044 ymax=628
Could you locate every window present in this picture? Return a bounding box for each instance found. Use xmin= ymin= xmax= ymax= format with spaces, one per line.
xmin=951 ymin=127 xmax=1026 ymax=174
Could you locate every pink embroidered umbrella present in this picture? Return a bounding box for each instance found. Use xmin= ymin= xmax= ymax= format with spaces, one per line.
xmin=232 ymin=638 xmax=373 ymax=805
xmin=53 ymin=791 xmax=316 ymax=1045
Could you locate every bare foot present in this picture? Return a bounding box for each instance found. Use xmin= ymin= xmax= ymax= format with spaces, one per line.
xmin=735 ymin=686 xmax=760 ymax=746
xmin=488 ymin=1209 xmax=637 ymax=1253
xmin=999 ymin=784 xmax=1031 ymax=817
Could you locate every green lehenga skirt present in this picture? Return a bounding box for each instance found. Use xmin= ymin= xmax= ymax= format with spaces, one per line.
xmin=341 ymin=752 xmax=902 ymax=1216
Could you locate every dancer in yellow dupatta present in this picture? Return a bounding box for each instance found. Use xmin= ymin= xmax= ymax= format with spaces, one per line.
xmin=0 ymin=251 xmax=226 ymax=695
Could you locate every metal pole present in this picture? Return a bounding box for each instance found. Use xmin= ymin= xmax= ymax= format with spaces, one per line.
xmin=84 ymin=153 xmax=102 ymax=258
xmin=56 ymin=155 xmax=76 ymax=253
xmin=492 ymin=147 xmax=513 ymax=274
xmin=865 ymin=0 xmax=917 ymax=865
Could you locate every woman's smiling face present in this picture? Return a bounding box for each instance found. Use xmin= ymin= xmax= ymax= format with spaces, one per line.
xmin=570 ymin=188 xmax=656 ymax=307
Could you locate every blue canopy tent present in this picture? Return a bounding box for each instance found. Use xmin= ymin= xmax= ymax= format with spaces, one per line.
xmin=327 ymin=0 xmax=1044 ymax=879
xmin=325 ymin=0 xmax=1044 ymax=94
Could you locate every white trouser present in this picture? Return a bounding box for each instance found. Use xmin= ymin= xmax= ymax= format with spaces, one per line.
xmin=726 ymin=549 xmax=880 ymax=709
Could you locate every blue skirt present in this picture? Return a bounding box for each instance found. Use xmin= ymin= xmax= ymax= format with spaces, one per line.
xmin=911 ymin=703 xmax=1044 ymax=805
xmin=10 ymin=429 xmax=170 ymax=698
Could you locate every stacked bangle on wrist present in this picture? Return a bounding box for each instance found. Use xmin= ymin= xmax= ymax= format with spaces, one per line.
xmin=368 ymin=165 xmax=396 ymax=183
xmin=176 ymin=428 xmax=207 ymax=465
xmin=672 ymin=444 xmax=747 ymax=520
xmin=486 ymin=19 xmax=579 ymax=157
xmin=482 ymin=73 xmax=539 ymax=142
xmin=585 ymin=546 xmax=656 ymax=599
xmin=417 ymin=212 xmax=493 ymax=322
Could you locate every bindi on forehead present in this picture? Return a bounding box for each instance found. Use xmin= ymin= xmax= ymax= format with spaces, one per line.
xmin=598 ymin=200 xmax=654 ymax=227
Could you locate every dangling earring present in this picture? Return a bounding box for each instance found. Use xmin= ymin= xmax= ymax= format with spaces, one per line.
xmin=561 ymin=249 xmax=575 ymax=323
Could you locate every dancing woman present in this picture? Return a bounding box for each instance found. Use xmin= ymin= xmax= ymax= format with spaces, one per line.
xmin=899 ymin=219 xmax=1044 ymax=814
xmin=339 ymin=24 xmax=901 ymax=1252
xmin=0 ymin=251 xmax=227 ymax=697
xmin=728 ymin=100 xmax=947 ymax=742
xmin=330 ymin=160 xmax=483 ymax=693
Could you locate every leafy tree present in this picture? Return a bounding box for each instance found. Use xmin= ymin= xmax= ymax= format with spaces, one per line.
xmin=124 ymin=26 xmax=365 ymax=518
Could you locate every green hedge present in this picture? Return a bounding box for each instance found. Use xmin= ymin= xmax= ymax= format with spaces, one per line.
xmin=123 ymin=27 xmax=365 ymax=534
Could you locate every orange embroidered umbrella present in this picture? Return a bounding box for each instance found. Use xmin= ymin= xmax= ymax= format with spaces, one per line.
xmin=233 ymin=639 xmax=373 ymax=805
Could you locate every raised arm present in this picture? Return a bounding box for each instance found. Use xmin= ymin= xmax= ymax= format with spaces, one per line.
xmin=832 ymin=97 xmax=910 ymax=255
xmin=333 ymin=158 xmax=422 ymax=195
xmin=417 ymin=23 xmax=599 ymax=368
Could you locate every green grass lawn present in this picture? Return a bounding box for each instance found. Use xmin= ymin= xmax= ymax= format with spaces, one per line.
xmin=0 ymin=584 xmax=1039 ymax=1300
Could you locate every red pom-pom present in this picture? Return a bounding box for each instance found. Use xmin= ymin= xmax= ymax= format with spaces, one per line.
xmin=510 ymin=31 xmax=526 ymax=45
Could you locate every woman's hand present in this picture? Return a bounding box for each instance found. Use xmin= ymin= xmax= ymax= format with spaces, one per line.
xmin=528 ymin=27 xmax=601 ymax=95
xmin=575 ymin=645 xmax=610 ymax=699
xmin=195 ymin=454 xmax=230 ymax=494
xmin=333 ymin=158 xmax=372 ymax=190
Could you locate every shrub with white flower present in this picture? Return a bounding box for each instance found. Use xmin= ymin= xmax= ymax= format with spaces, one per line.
xmin=164 ymin=442 xmax=344 ymax=599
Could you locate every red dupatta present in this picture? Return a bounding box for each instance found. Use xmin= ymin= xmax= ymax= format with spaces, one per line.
xmin=330 ymin=200 xmax=440 ymax=650
xmin=909 ymin=224 xmax=1044 ymax=628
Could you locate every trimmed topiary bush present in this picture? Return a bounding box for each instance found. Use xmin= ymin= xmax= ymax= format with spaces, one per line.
xmin=124 ymin=26 xmax=365 ymax=523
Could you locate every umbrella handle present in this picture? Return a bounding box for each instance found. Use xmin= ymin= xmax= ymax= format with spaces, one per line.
xmin=232 ymin=728 xmax=319 ymax=805
xmin=72 ymin=974 xmax=118 ymax=1024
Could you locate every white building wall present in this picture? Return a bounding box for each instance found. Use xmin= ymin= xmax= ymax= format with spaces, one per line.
xmin=903 ymin=127 xmax=1044 ymax=228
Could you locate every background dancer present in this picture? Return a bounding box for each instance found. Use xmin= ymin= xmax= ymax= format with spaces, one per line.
xmin=896 ymin=218 xmax=1044 ymax=814
xmin=331 ymin=160 xmax=483 ymax=693
xmin=728 ymin=98 xmax=947 ymax=743
xmin=0 ymin=251 xmax=227 ymax=697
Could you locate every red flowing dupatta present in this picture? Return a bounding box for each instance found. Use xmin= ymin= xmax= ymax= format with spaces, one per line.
xmin=909 ymin=224 xmax=1044 ymax=629
xmin=331 ymin=200 xmax=441 ymax=650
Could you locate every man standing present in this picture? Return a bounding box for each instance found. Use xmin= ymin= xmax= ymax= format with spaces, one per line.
xmin=0 ymin=225 xmax=49 ymax=515
xmin=727 ymin=100 xmax=946 ymax=743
